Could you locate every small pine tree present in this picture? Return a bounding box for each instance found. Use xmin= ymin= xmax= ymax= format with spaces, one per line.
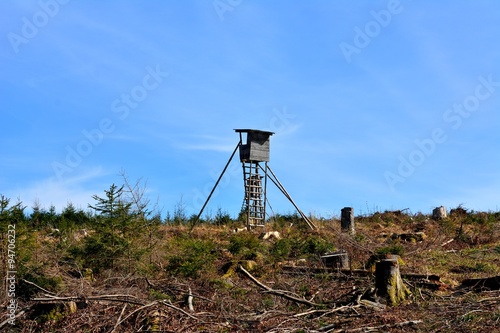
xmin=84 ymin=184 xmax=134 ymax=272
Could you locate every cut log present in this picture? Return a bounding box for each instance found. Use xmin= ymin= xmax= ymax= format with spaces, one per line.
xmin=375 ymin=256 xmax=410 ymax=306
xmin=321 ymin=250 xmax=349 ymax=269
xmin=281 ymin=265 xmax=371 ymax=276
xmin=461 ymin=276 xmax=500 ymax=290
xmin=391 ymin=232 xmax=426 ymax=242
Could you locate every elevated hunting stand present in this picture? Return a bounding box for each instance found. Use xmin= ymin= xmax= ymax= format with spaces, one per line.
xmin=193 ymin=129 xmax=316 ymax=230
xmin=236 ymin=129 xmax=271 ymax=227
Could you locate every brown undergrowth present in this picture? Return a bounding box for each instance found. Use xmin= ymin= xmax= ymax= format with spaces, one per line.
xmin=1 ymin=208 xmax=499 ymax=332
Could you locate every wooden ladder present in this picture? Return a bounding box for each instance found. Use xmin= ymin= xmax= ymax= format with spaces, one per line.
xmin=242 ymin=162 xmax=265 ymax=227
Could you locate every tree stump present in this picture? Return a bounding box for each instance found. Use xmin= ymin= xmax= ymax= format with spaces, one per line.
xmin=341 ymin=207 xmax=355 ymax=235
xmin=432 ymin=206 xmax=447 ymax=220
xmin=375 ymin=256 xmax=410 ymax=306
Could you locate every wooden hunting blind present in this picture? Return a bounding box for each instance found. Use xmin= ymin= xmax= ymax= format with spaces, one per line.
xmin=193 ymin=129 xmax=316 ymax=231
xmin=235 ymin=129 xmax=273 ymax=162
xmin=235 ymin=129 xmax=273 ymax=227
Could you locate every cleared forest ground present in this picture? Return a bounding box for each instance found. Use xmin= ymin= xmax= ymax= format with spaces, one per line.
xmin=2 ymin=208 xmax=499 ymax=332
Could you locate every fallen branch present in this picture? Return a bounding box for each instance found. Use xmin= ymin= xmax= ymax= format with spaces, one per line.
xmin=318 ymin=320 xmax=424 ymax=333
xmin=32 ymin=294 xmax=145 ymax=306
xmin=325 ymin=319 xmax=423 ymax=332
xmin=21 ymin=278 xmax=56 ymax=295
xmin=402 ymin=273 xmax=440 ymax=281
xmin=461 ymin=276 xmax=500 ymax=290
xmin=239 ymin=265 xmax=322 ymax=307
xmin=281 ymin=266 xmax=371 ymax=276
xmin=358 ymin=299 xmax=386 ymax=311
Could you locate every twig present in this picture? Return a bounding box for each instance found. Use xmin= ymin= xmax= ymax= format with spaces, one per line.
xmin=441 ymin=238 xmax=454 ymax=247
xmin=21 ymin=278 xmax=56 ymax=295
xmin=293 ymin=308 xmax=327 ymax=318
xmin=294 ymin=304 xmax=358 ymax=318
xmin=161 ymin=300 xmax=199 ymax=320
xmin=462 ymin=309 xmax=483 ymax=318
xmin=327 ymin=304 xmax=360 ymax=315
xmin=239 ymin=265 xmax=322 ymax=307
xmin=113 ymin=301 xmax=159 ymax=329
xmin=110 ymin=304 xmax=127 ymax=333
xmin=479 ymin=297 xmax=500 ymax=303
xmin=147 ymin=278 xmax=214 ymax=302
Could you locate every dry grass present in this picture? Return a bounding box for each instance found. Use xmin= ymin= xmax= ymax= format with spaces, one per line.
xmin=2 ymin=209 xmax=499 ymax=332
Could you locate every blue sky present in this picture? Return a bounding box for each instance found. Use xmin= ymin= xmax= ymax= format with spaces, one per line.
xmin=1 ymin=0 xmax=499 ymax=218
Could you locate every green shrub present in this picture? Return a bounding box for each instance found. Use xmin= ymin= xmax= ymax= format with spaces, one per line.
xmin=214 ymin=208 xmax=232 ymax=226
xmin=364 ymin=245 xmax=406 ymax=270
xmin=33 ymin=303 xmax=68 ymax=324
xmin=451 ymin=262 xmax=496 ymax=274
xmin=228 ymin=232 xmax=261 ymax=256
xmin=299 ymin=235 xmax=334 ymax=256
xmin=148 ymin=288 xmax=171 ymax=300
xmin=375 ymin=244 xmax=405 ymax=257
xmin=270 ymin=213 xmax=301 ymax=229
xmin=68 ymin=233 xmax=129 ymax=273
xmin=270 ymin=238 xmax=292 ymax=261
xmin=18 ymin=269 xmax=63 ymax=300
xmin=166 ymin=238 xmax=216 ymax=278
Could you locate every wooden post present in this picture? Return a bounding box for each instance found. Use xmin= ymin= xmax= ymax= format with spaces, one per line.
xmin=375 ymin=256 xmax=410 ymax=306
xmin=341 ymin=207 xmax=355 ymax=235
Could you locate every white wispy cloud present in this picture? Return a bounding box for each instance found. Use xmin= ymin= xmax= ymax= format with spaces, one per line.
xmin=3 ymin=167 xmax=109 ymax=212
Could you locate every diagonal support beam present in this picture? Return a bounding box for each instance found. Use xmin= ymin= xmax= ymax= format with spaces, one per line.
xmin=258 ymin=164 xmax=316 ymax=230
xmin=190 ymin=140 xmax=240 ymax=232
